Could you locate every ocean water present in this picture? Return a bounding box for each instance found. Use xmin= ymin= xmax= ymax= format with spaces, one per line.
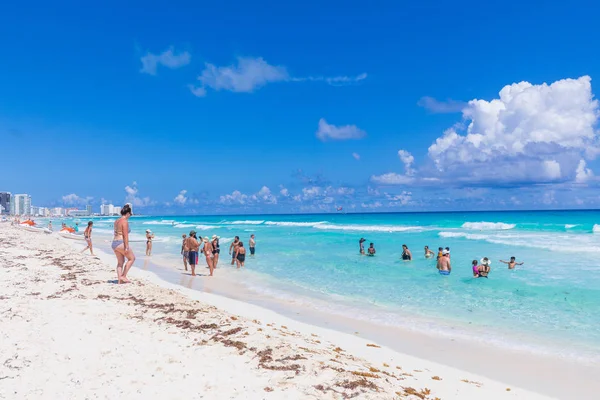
xmin=76 ymin=211 xmax=600 ymax=362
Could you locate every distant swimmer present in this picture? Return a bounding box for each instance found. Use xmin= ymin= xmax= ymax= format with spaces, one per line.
xmin=145 ymin=229 xmax=155 ymax=256
xmin=499 ymin=256 xmax=523 ymax=269
xmin=367 ymin=243 xmax=376 ymax=256
xmin=475 ymin=258 xmax=491 ymax=278
xmin=437 ymin=249 xmax=451 ymax=275
xmin=235 ymin=241 xmax=246 ymax=268
xmin=80 ymin=221 xmax=94 ymax=255
xmin=359 ymin=238 xmax=366 ymax=255
xmin=112 ymin=204 xmax=135 ymax=284
xmin=249 ymin=234 xmax=256 ymax=256
xmin=437 ymin=247 xmax=443 ymax=260
xmin=212 ymin=235 xmax=220 ymax=269
xmin=424 ymin=246 xmax=434 ymax=258
xmin=186 ymin=230 xmax=200 ymax=276
xmin=181 ymin=234 xmax=188 ymax=271
xmin=229 ymin=236 xmax=240 ymax=265
xmin=401 ymin=244 xmax=412 ymax=261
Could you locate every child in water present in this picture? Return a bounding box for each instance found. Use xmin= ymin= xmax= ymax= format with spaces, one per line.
xmin=367 ymin=243 xmax=376 ymax=256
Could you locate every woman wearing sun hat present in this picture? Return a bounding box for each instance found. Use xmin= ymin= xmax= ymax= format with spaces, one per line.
xmin=211 ymin=235 xmax=220 ymax=269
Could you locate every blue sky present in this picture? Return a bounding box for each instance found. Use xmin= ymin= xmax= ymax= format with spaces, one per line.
xmin=2 ymin=0 xmax=600 ymax=214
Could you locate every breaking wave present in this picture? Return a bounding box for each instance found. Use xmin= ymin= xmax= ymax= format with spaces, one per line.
xmin=462 ymin=221 xmax=516 ymax=230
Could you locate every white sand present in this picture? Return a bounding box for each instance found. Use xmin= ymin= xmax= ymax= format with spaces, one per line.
xmin=0 ymin=224 xmax=556 ymax=399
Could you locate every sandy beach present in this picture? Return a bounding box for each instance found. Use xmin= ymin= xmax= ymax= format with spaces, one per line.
xmin=0 ymin=224 xmax=560 ymax=399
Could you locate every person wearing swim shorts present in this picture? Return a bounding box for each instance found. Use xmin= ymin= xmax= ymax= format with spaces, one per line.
xmin=186 ymin=230 xmax=200 ymax=276
xmin=235 ymin=241 xmax=246 ymax=268
xmin=367 ymin=243 xmax=376 ymax=256
xmin=112 ymin=204 xmax=135 ymax=284
xmin=80 ymin=221 xmax=94 ymax=255
xmin=249 ymin=234 xmax=256 ymax=256
xmin=211 ymin=235 xmax=220 ymax=269
xmin=424 ymin=246 xmax=434 ymax=258
xmin=437 ymin=249 xmax=451 ymax=275
xmin=229 ymin=236 xmax=240 ymax=265
xmin=401 ymin=244 xmax=412 ymax=261
xmin=499 ymin=256 xmax=523 ymax=269
xmin=181 ymin=234 xmax=188 ymax=271
xmin=203 ymin=237 xmax=215 ymax=276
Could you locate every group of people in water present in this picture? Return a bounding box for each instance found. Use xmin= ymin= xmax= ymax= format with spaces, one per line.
xmin=358 ymin=239 xmax=524 ymax=278
xmin=179 ymin=232 xmax=256 ymax=276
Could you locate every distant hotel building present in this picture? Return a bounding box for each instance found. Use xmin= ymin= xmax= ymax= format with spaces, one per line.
xmin=12 ymin=194 xmax=32 ymax=216
xmin=0 ymin=192 xmax=10 ymax=215
xmin=100 ymin=204 xmax=121 ymax=216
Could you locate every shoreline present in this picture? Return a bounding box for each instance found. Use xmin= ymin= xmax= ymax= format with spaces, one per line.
xmin=0 ymin=223 xmax=562 ymax=399
xmin=65 ymin=226 xmax=598 ymax=398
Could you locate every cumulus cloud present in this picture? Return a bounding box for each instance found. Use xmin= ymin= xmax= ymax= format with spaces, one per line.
xmin=352 ymin=152 xmax=361 ymax=160
xmin=124 ymin=181 xmax=153 ymax=207
xmin=370 ymin=173 xmax=415 ymax=185
xmin=174 ymin=190 xmax=188 ymax=205
xmin=189 ymin=56 xmax=367 ymax=96
xmin=219 ymin=186 xmax=277 ymax=205
xmin=397 ymin=150 xmax=415 ymax=175
xmin=62 ymin=193 xmax=93 ymax=205
xmin=575 ymin=160 xmax=594 ymax=183
xmin=386 ymin=191 xmax=412 ymax=206
xmin=417 ymin=96 xmax=466 ymax=113
xmin=140 ymin=47 xmax=191 ymax=75
xmin=316 ymin=119 xmax=366 ymax=141
xmin=427 ymin=76 xmax=600 ymax=184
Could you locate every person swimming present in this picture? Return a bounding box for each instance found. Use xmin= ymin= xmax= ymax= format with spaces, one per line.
xmin=424 ymin=245 xmax=434 ymax=258
xmin=499 ymin=256 xmax=523 ymax=269
xmin=401 ymin=244 xmax=412 ymax=261
xmin=367 ymin=243 xmax=376 ymax=256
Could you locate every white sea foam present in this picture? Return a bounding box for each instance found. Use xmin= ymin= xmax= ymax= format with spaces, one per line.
xmin=218 ymin=237 xmax=234 ymax=244
xmin=565 ymin=224 xmax=578 ymax=229
xmin=264 ymin=221 xmax=327 ymax=227
xmin=142 ymin=220 xmax=176 ymax=225
xmin=196 ymin=225 xmax=220 ymax=231
xmin=593 ymin=224 xmax=600 ymax=233
xmin=462 ymin=221 xmax=516 ymax=230
xmin=314 ymin=223 xmax=422 ymax=232
xmin=174 ymin=224 xmax=195 ymax=228
xmin=227 ymin=220 xmax=265 ymax=225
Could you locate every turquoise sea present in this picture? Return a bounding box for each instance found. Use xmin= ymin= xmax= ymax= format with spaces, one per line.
xmin=77 ymin=210 xmax=600 ymax=362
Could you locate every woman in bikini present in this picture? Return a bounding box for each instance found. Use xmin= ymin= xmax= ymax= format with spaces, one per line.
xmin=80 ymin=221 xmax=94 ymax=255
xmin=202 ymin=237 xmax=215 ymax=276
xmin=401 ymin=244 xmax=412 ymax=261
xmin=111 ymin=204 xmax=135 ymax=284
xmin=235 ymin=241 xmax=246 ymax=268
xmin=145 ymin=229 xmax=155 ymax=256
xmin=211 ymin=235 xmax=220 ymax=269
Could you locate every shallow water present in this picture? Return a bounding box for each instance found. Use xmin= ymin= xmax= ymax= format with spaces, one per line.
xmin=69 ymin=210 xmax=600 ymax=362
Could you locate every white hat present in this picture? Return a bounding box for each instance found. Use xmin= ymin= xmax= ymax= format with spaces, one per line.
xmin=212 ymin=235 xmax=219 ymax=239
xmin=442 ymin=249 xmax=448 ymax=255
xmin=146 ymin=229 xmax=151 ymax=233
xmin=480 ymin=258 xmax=491 ymax=265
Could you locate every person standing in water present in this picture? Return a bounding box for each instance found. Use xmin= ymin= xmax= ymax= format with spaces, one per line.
xmin=359 ymin=238 xmax=366 ymax=255
xmin=211 ymin=235 xmax=220 ymax=269
xmin=235 ymin=241 xmax=246 ymax=268
xmin=80 ymin=221 xmax=94 ymax=255
xmin=475 ymin=258 xmax=492 ymax=277
xmin=145 ymin=229 xmax=155 ymax=256
xmin=111 ymin=204 xmax=135 ymax=284
xmin=186 ymin=231 xmax=200 ymax=276
xmin=401 ymin=244 xmax=412 ymax=261
xmin=181 ymin=234 xmax=188 ymax=271
xmin=424 ymin=246 xmax=434 ymax=258
xmin=48 ymin=221 xmax=53 ymax=231
xmin=437 ymin=249 xmax=451 ymax=275
xmin=229 ymin=236 xmax=240 ymax=265
xmin=437 ymin=247 xmax=444 ymax=260
xmin=249 ymin=234 xmax=256 ymax=256
xmin=499 ymin=256 xmax=523 ymax=269
xmin=367 ymin=243 xmax=376 ymax=256
xmin=203 ymin=237 xmax=215 ymax=276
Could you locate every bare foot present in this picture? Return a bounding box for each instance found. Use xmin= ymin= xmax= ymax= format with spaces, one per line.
xmin=119 ymin=277 xmax=131 ymax=284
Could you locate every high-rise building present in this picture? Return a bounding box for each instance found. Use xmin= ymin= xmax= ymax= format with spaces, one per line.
xmin=31 ymin=206 xmax=40 ymax=216
xmin=0 ymin=192 xmax=10 ymax=215
xmin=86 ymin=205 xmax=92 ymax=216
xmin=52 ymin=207 xmax=64 ymax=216
xmin=13 ymin=194 xmax=32 ymax=216
xmin=101 ymin=204 xmax=121 ymax=215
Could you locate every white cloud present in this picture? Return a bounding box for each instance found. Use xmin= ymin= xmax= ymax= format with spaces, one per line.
xmin=352 ymin=152 xmax=361 ymax=160
xmin=174 ymin=190 xmax=188 ymax=205
xmin=575 ymin=160 xmax=594 ymax=183
xmin=417 ymin=96 xmax=466 ymax=113
xmin=219 ymin=186 xmax=277 ymax=205
xmin=124 ymin=182 xmax=153 ymax=207
xmin=193 ymin=57 xmax=288 ymax=94
xmin=256 ymin=186 xmax=277 ymax=204
xmin=188 ymin=85 xmax=207 ymax=97
xmin=361 ymin=201 xmax=383 ymax=209
xmin=397 ymin=150 xmax=415 ymax=175
xmin=293 ymin=73 xmax=368 ymax=86
xmin=140 ymin=47 xmax=191 ymax=75
xmin=302 ymin=186 xmax=322 ymax=200
xmin=316 ymin=118 xmax=366 ymax=141
xmin=62 ymin=193 xmax=93 ymax=205
xmin=280 ymin=188 xmax=290 ymax=197
xmin=370 ymin=173 xmax=415 ymax=185
xmin=386 ymin=191 xmax=412 ymax=206
xmin=428 ymin=76 xmax=600 ymax=184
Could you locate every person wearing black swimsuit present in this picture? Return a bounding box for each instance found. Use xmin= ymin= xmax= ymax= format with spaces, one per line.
xmin=235 ymin=241 xmax=246 ymax=268
xmin=211 ymin=235 xmax=220 ymax=269
xmin=401 ymin=244 xmax=412 ymax=261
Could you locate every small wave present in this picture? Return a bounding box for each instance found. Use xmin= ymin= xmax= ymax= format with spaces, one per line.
xmin=142 ymin=220 xmax=176 ymax=225
xmin=196 ymin=225 xmax=221 ymax=231
xmin=174 ymin=224 xmax=195 ymax=228
xmin=462 ymin=221 xmax=516 ymax=230
xmin=593 ymin=224 xmax=600 ymax=233
xmin=227 ymin=220 xmax=265 ymax=225
xmin=219 ymin=237 xmax=234 ymax=244
xmin=314 ymin=223 xmax=421 ymax=232
xmin=264 ymin=221 xmax=327 ymax=227
xmin=565 ymin=224 xmax=578 ymax=229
